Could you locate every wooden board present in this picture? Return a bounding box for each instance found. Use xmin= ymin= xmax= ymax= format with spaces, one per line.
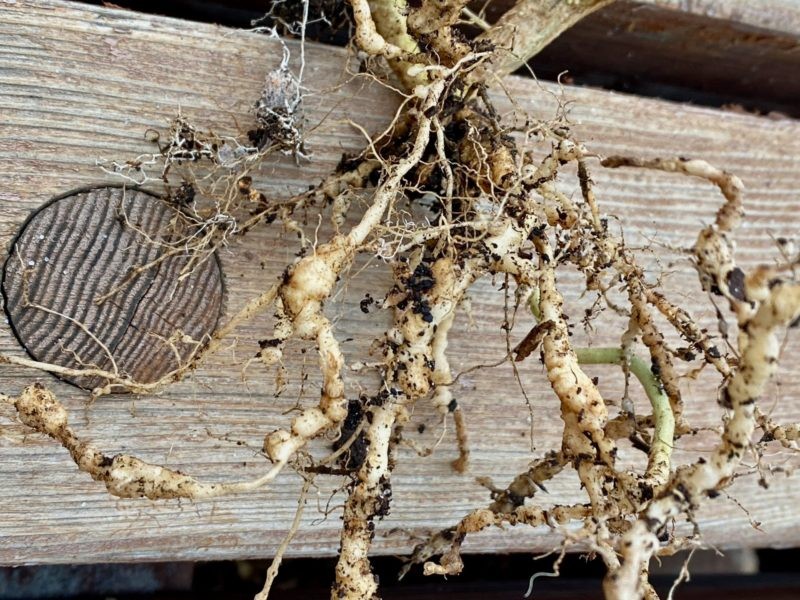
xmin=644 ymin=0 xmax=800 ymax=34
xmin=0 ymin=0 xmax=799 ymax=565
xmin=478 ymin=0 xmax=800 ymax=116
xmin=478 ymin=0 xmax=800 ymax=39
xmin=64 ymin=0 xmax=800 ymax=116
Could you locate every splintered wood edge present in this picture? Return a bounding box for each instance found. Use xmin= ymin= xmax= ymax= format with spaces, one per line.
xmin=0 ymin=0 xmax=798 ymax=564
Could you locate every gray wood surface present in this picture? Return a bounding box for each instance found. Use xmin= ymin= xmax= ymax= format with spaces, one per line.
xmin=0 ymin=0 xmax=798 ymax=565
xmin=481 ymin=0 xmax=800 ymax=116
xmin=647 ymin=0 xmax=800 ymax=33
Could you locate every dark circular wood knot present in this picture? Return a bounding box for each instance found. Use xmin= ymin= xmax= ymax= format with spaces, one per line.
xmin=2 ymin=186 xmax=225 ymax=391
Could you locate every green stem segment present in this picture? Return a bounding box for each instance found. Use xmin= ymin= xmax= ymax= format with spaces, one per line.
xmin=528 ymin=291 xmax=674 ymax=476
xmin=575 ymin=347 xmax=675 ymax=481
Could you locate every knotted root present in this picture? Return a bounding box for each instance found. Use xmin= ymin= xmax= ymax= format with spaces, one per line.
xmin=3 ymin=384 xmax=285 ymax=499
xmin=5 ymin=3 xmax=800 ymax=600
xmin=605 ymin=277 xmax=800 ymax=599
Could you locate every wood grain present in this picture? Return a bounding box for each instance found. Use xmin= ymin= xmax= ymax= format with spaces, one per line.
xmin=0 ymin=0 xmax=799 ymax=566
xmin=2 ymin=186 xmax=224 ymax=389
xmin=645 ymin=0 xmax=800 ymax=34
xmin=478 ymin=0 xmax=800 ymax=116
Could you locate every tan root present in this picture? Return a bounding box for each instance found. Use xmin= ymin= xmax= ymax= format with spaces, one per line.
xmin=5 ymin=2 xmax=799 ymax=600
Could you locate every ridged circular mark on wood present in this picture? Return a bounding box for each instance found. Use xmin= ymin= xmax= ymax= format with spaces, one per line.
xmin=2 ymin=186 xmax=225 ymax=391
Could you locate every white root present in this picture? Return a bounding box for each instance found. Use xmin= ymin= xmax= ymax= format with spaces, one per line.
xmin=606 ymin=279 xmax=800 ymax=599
xmin=536 ymin=245 xmax=617 ymax=471
xmin=262 ymin=78 xmax=447 ymax=467
xmin=349 ymin=0 xmax=408 ymax=59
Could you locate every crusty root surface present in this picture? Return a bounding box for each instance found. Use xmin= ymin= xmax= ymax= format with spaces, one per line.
xmin=9 ymin=384 xmax=281 ymax=500
xmin=5 ymin=3 xmax=800 ymax=600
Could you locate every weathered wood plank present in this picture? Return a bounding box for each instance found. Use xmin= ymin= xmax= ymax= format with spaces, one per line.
xmin=123 ymin=0 xmax=800 ymax=38
xmin=0 ymin=0 xmax=799 ymax=565
xmin=480 ymin=0 xmax=800 ymax=116
xmin=644 ymin=0 xmax=800 ymax=34
xmin=68 ymin=0 xmax=800 ymax=115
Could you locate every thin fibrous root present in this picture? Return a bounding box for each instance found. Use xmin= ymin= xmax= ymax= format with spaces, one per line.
xmin=756 ymin=408 xmax=800 ymax=448
xmin=415 ymin=503 xmax=591 ymax=578
xmin=602 ymin=155 xmax=745 ymax=306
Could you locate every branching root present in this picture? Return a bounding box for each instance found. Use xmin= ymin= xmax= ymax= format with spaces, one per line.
xmin=6 ymin=4 xmax=800 ymax=600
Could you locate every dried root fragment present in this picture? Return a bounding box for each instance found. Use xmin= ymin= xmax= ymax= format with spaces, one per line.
xmin=414 ymin=503 xmax=591 ymax=577
xmin=249 ymin=57 xmax=306 ymax=156
xmin=487 ymin=450 xmax=567 ymax=513
xmin=756 ymin=408 xmax=800 ymax=448
xmin=644 ymin=288 xmax=732 ymax=379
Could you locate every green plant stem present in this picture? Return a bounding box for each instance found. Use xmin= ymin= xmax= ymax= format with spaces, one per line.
xmin=529 ymin=289 xmax=673 ymax=477
xmin=575 ymin=347 xmax=674 ymax=479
